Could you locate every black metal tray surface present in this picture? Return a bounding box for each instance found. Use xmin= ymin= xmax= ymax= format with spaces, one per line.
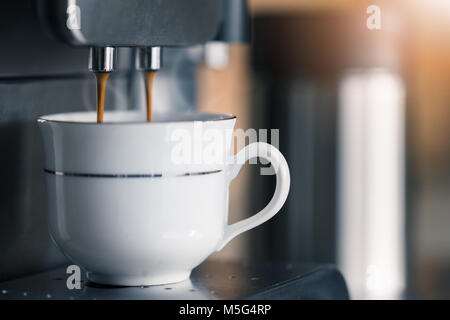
xmin=0 ymin=261 xmax=349 ymax=300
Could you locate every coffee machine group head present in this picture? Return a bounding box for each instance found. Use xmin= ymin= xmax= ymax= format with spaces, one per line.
xmin=36 ymin=0 xmax=250 ymax=74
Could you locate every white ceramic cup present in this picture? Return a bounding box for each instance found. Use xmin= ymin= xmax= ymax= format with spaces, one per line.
xmin=38 ymin=111 xmax=290 ymax=286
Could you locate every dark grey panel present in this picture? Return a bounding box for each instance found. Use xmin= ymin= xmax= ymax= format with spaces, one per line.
xmin=36 ymin=0 xmax=221 ymax=47
xmin=285 ymin=80 xmax=316 ymax=261
xmin=0 ymin=1 xmax=133 ymax=77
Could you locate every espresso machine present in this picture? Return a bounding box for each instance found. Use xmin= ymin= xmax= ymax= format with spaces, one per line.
xmin=0 ymin=0 xmax=249 ymax=283
xmin=0 ymin=0 xmax=349 ymax=300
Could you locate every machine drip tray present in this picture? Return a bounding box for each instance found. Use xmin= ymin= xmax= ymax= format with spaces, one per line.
xmin=0 ymin=261 xmax=349 ymax=300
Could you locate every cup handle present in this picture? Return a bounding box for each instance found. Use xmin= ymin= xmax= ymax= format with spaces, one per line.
xmin=216 ymin=142 xmax=290 ymax=251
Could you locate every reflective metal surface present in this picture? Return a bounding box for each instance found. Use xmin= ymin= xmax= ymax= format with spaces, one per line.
xmin=0 ymin=261 xmax=349 ymax=300
xmin=136 ymin=47 xmax=163 ymax=71
xmin=88 ymin=47 xmax=116 ymax=72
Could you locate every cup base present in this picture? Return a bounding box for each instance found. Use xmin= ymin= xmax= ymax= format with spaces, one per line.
xmin=86 ymin=271 xmax=191 ymax=287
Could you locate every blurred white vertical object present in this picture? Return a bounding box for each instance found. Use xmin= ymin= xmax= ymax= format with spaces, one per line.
xmin=337 ymin=69 xmax=405 ymax=299
xmin=204 ymin=42 xmax=230 ymax=70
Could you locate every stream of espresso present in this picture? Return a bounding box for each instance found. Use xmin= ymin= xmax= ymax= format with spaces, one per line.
xmin=95 ymin=71 xmax=155 ymax=123
xmin=95 ymin=72 xmax=110 ymax=123
xmin=143 ymin=71 xmax=157 ymax=122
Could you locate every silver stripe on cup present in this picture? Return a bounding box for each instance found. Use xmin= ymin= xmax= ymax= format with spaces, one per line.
xmin=44 ymin=169 xmax=222 ymax=178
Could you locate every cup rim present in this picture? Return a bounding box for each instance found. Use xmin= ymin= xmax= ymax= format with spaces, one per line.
xmin=37 ymin=110 xmax=236 ymax=125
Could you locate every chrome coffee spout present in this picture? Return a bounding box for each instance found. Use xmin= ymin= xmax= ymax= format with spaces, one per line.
xmin=88 ymin=47 xmax=116 ymax=73
xmin=135 ymin=47 xmax=163 ymax=72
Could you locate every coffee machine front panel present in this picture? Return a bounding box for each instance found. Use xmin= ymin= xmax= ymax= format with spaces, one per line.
xmin=35 ymin=0 xmax=222 ymax=47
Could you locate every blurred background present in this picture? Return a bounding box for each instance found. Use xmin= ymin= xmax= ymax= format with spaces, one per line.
xmin=0 ymin=0 xmax=449 ymax=299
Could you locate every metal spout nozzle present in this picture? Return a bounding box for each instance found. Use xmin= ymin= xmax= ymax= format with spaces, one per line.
xmin=88 ymin=47 xmax=116 ymax=72
xmin=136 ymin=47 xmax=163 ymax=71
